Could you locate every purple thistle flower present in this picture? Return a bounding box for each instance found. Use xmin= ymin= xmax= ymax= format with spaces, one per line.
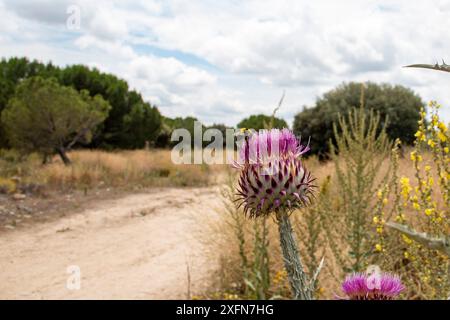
xmin=234 ymin=129 xmax=315 ymax=218
xmin=378 ymin=273 xmax=405 ymax=298
xmin=237 ymin=128 xmax=310 ymax=165
xmin=341 ymin=272 xmax=405 ymax=300
xmin=341 ymin=273 xmax=368 ymax=299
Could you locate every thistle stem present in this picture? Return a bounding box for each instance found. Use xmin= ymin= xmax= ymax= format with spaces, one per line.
xmin=276 ymin=211 xmax=313 ymax=300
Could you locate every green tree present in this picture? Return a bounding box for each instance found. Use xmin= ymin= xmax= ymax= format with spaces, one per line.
xmin=155 ymin=116 xmax=174 ymax=148
xmin=0 ymin=57 xmax=59 ymax=147
xmin=237 ymin=114 xmax=288 ymax=131
xmin=122 ymin=102 xmax=162 ymax=148
xmin=0 ymin=57 xmax=162 ymax=149
xmin=206 ymin=123 xmax=233 ymax=147
xmin=1 ymin=77 xmax=110 ymax=164
xmin=59 ymin=65 xmax=162 ymax=148
xmin=165 ymin=116 xmax=206 ymax=147
xmin=293 ymin=82 xmax=424 ymax=157
xmin=58 ymin=65 xmax=127 ymax=147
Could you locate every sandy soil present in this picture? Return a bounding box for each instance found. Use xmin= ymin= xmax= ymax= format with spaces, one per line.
xmin=0 ymin=187 xmax=223 ymax=299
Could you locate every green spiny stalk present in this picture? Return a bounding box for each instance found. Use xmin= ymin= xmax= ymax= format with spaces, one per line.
xmin=276 ymin=210 xmax=313 ymax=300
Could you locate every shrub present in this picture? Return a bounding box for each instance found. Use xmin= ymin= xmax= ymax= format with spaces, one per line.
xmin=293 ymin=82 xmax=424 ymax=157
xmin=237 ymin=114 xmax=288 ymax=131
xmin=0 ymin=177 xmax=16 ymax=194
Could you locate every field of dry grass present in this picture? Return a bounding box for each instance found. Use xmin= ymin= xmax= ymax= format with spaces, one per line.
xmin=0 ymin=149 xmax=226 ymax=194
xmin=1 ymin=147 xmax=422 ymax=194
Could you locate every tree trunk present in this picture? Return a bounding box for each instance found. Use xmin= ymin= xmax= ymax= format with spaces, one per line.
xmin=276 ymin=211 xmax=313 ymax=300
xmin=42 ymin=154 xmax=49 ymax=165
xmin=56 ymin=147 xmax=71 ymax=165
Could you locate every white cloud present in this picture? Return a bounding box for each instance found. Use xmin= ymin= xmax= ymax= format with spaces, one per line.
xmin=86 ymin=5 xmax=129 ymax=41
xmin=3 ymin=0 xmax=73 ymax=25
xmin=128 ymin=55 xmax=216 ymax=89
xmin=1 ymin=0 xmax=450 ymax=126
xmin=74 ymin=35 xmax=136 ymax=60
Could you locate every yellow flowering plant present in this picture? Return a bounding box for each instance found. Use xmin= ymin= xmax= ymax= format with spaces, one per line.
xmin=374 ymin=101 xmax=449 ymax=299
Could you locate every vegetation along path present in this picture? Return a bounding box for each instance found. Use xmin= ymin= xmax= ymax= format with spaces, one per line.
xmin=0 ymin=187 xmax=222 ymax=299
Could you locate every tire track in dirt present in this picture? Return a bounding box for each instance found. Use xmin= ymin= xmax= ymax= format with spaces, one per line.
xmin=0 ymin=187 xmax=222 ymax=299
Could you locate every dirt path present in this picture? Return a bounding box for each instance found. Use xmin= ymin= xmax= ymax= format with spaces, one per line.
xmin=0 ymin=187 xmax=223 ymax=299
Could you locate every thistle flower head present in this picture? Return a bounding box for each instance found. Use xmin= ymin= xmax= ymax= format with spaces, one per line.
xmin=341 ymin=272 xmax=404 ymax=300
xmin=234 ymin=128 xmax=315 ymax=218
xmin=237 ymin=128 xmax=309 ymax=165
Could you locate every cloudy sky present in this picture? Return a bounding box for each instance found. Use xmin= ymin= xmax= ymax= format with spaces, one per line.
xmin=1 ymin=0 xmax=450 ymax=126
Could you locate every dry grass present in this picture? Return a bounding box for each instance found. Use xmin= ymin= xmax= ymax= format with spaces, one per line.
xmin=0 ymin=149 xmax=227 ymax=193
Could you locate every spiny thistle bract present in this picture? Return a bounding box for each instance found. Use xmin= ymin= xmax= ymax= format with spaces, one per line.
xmin=234 ymin=129 xmax=315 ymax=218
xmin=341 ymin=272 xmax=404 ymax=300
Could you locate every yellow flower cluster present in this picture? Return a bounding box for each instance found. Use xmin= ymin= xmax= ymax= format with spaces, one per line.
xmin=410 ymin=150 xmax=422 ymax=162
xmin=316 ymin=287 xmax=325 ymax=298
xmin=373 ymin=101 xmax=449 ymax=299
xmin=400 ymin=177 xmax=412 ymax=204
xmin=373 ymin=184 xmax=389 ymax=254
xmin=402 ymin=234 xmax=413 ymax=245
xmin=272 ymin=269 xmax=287 ymax=285
xmin=223 ymin=293 xmax=240 ymax=300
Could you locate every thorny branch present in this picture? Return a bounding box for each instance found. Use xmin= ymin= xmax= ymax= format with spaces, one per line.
xmin=404 ymin=60 xmax=450 ymax=73
xmin=386 ymin=222 xmax=450 ymax=257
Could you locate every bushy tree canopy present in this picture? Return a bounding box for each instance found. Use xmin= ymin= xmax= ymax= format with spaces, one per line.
xmin=1 ymin=77 xmax=110 ymax=164
xmin=205 ymin=123 xmax=233 ymax=147
xmin=0 ymin=57 xmax=58 ymax=147
xmin=121 ymin=102 xmax=162 ymax=148
xmin=164 ymin=116 xmax=205 ymax=147
xmin=293 ymin=82 xmax=424 ymax=157
xmin=0 ymin=57 xmax=162 ymax=149
xmin=155 ymin=117 xmax=231 ymax=148
xmin=58 ymin=65 xmax=162 ymax=148
xmin=237 ymin=114 xmax=288 ymax=131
